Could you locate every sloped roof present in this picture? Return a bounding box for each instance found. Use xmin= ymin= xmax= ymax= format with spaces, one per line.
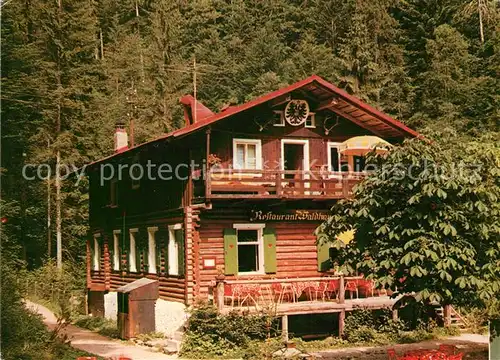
xmin=88 ymin=75 xmax=420 ymax=167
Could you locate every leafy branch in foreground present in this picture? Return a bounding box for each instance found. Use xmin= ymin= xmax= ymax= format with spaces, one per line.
xmin=319 ymin=132 xmax=500 ymax=306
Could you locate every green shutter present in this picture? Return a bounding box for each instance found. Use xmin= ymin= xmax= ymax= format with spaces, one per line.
xmin=317 ymin=240 xmax=331 ymax=272
xmin=223 ymin=228 xmax=238 ymax=275
xmin=175 ymin=229 xmax=185 ymax=277
xmin=263 ymin=227 xmax=277 ymax=274
xmin=155 ymin=230 xmax=163 ymax=275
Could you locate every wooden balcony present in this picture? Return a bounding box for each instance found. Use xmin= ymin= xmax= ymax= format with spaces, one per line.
xmin=203 ymin=169 xmax=365 ymax=200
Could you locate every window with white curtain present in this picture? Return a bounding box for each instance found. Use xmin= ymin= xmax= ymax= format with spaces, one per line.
xmin=168 ymin=224 xmax=182 ymax=276
xmin=148 ymin=227 xmax=158 ymax=274
xmin=113 ymin=230 xmax=120 ymax=271
xmin=129 ymin=228 xmax=138 ymax=272
xmin=93 ymin=233 xmax=101 ymax=271
xmin=233 ymin=139 xmax=262 ymax=170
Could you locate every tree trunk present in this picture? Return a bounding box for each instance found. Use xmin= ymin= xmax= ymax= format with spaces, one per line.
xmin=478 ymin=0 xmax=485 ymax=44
xmin=56 ymin=150 xmax=62 ymax=269
xmin=47 ymin=140 xmax=52 ymax=258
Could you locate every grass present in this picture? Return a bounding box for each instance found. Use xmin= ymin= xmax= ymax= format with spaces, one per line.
xmin=73 ymin=315 xmax=120 ymax=338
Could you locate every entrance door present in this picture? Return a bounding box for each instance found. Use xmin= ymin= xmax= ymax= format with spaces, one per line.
xmin=284 ymin=143 xmax=304 ymax=179
xmin=281 ymin=140 xmax=310 ymax=192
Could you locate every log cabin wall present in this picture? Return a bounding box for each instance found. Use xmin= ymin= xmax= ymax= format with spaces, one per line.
xmin=88 ymin=211 xmax=188 ymax=304
xmin=209 ymin=108 xmax=372 ymax=170
xmin=193 ymin=204 xmax=334 ymax=300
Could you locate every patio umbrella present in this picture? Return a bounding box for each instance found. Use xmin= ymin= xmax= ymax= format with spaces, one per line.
xmin=339 ymin=136 xmax=391 ymax=156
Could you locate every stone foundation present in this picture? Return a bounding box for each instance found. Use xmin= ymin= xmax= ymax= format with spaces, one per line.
xmin=155 ymin=298 xmax=187 ymax=336
xmin=104 ymin=291 xmax=118 ymax=321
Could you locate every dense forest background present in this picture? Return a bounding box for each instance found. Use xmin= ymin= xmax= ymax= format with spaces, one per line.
xmin=1 ymin=0 xmax=499 ymax=269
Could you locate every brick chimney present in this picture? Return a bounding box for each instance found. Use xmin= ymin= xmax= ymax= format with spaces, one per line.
xmin=114 ymin=122 xmax=128 ymax=153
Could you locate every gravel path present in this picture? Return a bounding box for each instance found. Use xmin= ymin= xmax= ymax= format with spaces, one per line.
xmin=313 ymin=334 xmax=489 ymax=360
xmin=25 ymin=300 xmax=177 ymax=360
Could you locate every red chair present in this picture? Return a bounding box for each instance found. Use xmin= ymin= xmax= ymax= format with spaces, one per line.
xmin=345 ymin=280 xmax=359 ymax=299
xmin=224 ymin=283 xmax=236 ymax=307
xmin=447 ymin=354 xmax=463 ymax=360
xmin=325 ymin=279 xmax=340 ymax=300
xmin=357 ymin=279 xmax=375 ymax=297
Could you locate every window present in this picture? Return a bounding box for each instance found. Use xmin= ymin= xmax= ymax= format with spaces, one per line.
xmin=233 ymin=224 xmax=264 ymax=274
xmin=354 ymin=156 xmax=366 ymax=172
xmin=113 ymin=230 xmax=120 ymax=271
xmin=168 ymin=224 xmax=183 ymax=276
xmin=233 ymin=139 xmax=262 ymax=170
xmin=148 ymin=227 xmax=158 ymax=274
xmin=93 ymin=233 xmax=101 ymax=271
xmin=273 ymin=111 xmax=285 ymax=127
xmin=305 ymin=113 xmax=316 ymax=128
xmin=327 ymin=142 xmax=341 ymax=172
xmin=129 ymin=228 xmax=138 ymax=272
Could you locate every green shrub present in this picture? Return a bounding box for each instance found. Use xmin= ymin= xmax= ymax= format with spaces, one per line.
xmin=20 ymin=260 xmax=86 ymax=320
xmin=74 ymin=315 xmax=119 ymax=338
xmin=180 ymin=303 xmax=279 ymax=359
xmin=0 ymin=259 xmax=100 ymax=360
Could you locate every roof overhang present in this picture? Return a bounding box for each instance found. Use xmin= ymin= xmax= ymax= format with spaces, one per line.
xmin=88 ymin=75 xmax=421 ymax=168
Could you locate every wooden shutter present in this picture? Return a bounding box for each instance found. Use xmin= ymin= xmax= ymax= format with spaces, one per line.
xmin=89 ymin=238 xmax=95 ymax=268
xmin=175 ymin=229 xmax=185 ymax=277
xmin=108 ymin=235 xmax=114 ymax=271
xmin=263 ymin=227 xmax=277 ymax=274
xmin=135 ymin=230 xmax=147 ymax=273
xmin=223 ymin=228 xmax=238 ymax=275
xmin=155 ymin=230 xmax=165 ymax=275
xmin=317 ymin=240 xmax=331 ymax=272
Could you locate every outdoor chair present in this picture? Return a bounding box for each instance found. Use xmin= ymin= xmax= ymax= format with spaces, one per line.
xmin=271 ymin=282 xmax=294 ymax=304
xmin=345 ymin=280 xmax=359 ymax=299
xmin=325 ymin=279 xmax=340 ymax=300
xmin=357 ymin=279 xmax=375 ymax=297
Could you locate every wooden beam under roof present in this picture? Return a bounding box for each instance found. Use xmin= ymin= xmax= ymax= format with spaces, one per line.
xmin=327 ymin=106 xmax=399 ymax=138
xmin=315 ymin=98 xmax=340 ymax=111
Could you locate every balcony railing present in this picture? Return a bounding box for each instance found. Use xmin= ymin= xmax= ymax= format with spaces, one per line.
xmin=212 ymin=275 xmax=394 ymax=315
xmin=203 ymin=169 xmax=365 ymax=199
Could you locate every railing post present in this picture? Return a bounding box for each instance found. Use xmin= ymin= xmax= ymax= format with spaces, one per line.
xmin=443 ymin=304 xmax=451 ymax=327
xmin=275 ymin=170 xmax=282 ymax=196
xmin=282 ymin=315 xmax=289 ymax=342
xmin=339 ymin=274 xmax=345 ymax=304
xmin=342 ymin=173 xmax=348 ymax=197
xmin=215 ymin=275 xmax=225 ymax=312
xmin=392 ymin=309 xmax=398 ymax=322
xmin=338 ymin=310 xmax=345 ymax=338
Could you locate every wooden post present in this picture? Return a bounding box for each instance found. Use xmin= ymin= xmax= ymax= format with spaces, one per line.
xmin=443 ymin=304 xmax=451 ymax=327
xmin=282 ymin=315 xmax=289 ymax=342
xmin=338 ymin=310 xmax=345 ymax=338
xmin=275 ymin=170 xmax=282 ymax=197
xmin=392 ymin=309 xmax=398 ymax=322
xmin=339 ymin=274 xmax=345 ymax=304
xmin=215 ymin=275 xmax=225 ymax=312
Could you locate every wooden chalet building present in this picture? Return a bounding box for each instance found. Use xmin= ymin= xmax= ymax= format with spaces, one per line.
xmin=86 ymin=75 xmax=420 ymax=336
